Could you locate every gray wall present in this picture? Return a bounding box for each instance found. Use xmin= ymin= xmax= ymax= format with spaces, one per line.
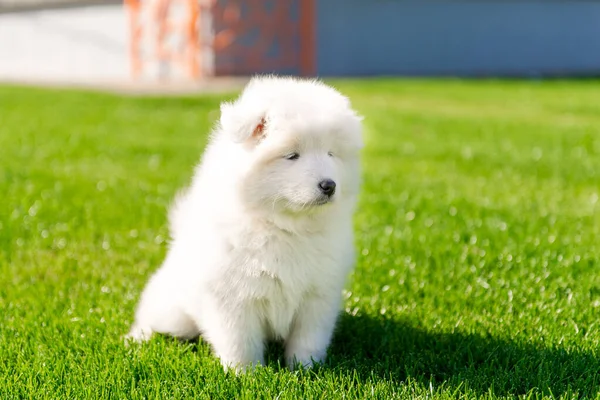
xmin=316 ymin=1 xmax=600 ymax=77
xmin=0 ymin=5 xmax=130 ymax=82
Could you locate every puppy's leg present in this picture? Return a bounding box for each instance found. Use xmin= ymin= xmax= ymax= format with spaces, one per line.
xmin=127 ymin=304 xmax=199 ymax=343
xmin=285 ymin=294 xmax=341 ymax=369
xmin=198 ymin=301 xmax=265 ymax=373
xmin=125 ymin=269 xmax=200 ymax=343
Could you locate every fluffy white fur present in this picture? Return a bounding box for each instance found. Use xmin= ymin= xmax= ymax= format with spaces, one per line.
xmin=126 ymin=75 xmax=363 ymax=372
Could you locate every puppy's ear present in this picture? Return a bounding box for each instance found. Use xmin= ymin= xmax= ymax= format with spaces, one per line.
xmin=219 ymin=102 xmax=267 ymax=144
xmin=250 ymin=117 xmax=267 ymax=142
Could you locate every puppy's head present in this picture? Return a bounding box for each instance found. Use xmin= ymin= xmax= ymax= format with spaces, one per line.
xmin=218 ymin=76 xmax=363 ymax=216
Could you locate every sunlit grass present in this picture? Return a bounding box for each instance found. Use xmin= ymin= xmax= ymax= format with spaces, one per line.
xmin=1 ymin=80 xmax=600 ymax=399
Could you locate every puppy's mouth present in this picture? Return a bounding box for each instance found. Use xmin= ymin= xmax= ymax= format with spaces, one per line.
xmin=312 ymin=195 xmax=334 ymax=206
xmin=302 ymin=194 xmax=334 ymax=208
xmin=283 ymin=195 xmax=334 ymax=212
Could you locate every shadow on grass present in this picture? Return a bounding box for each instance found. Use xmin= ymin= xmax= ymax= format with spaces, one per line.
xmin=326 ymin=314 xmax=600 ymax=397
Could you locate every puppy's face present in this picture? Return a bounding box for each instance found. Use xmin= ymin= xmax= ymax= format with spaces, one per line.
xmin=236 ymin=117 xmax=362 ymax=216
xmin=218 ymin=77 xmax=363 ymax=217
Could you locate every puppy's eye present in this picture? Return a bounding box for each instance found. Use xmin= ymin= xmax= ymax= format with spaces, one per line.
xmin=284 ymin=152 xmax=300 ymax=160
xmin=328 ymin=151 xmax=334 ymax=157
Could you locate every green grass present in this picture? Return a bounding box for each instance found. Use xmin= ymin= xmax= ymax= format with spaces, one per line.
xmin=1 ymin=79 xmax=600 ymax=399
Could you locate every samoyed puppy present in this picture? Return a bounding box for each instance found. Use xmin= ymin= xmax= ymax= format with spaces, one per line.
xmin=126 ymin=75 xmax=363 ymax=372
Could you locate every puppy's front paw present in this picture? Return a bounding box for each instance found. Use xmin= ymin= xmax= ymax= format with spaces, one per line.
xmin=123 ymin=325 xmax=154 ymax=346
xmin=220 ymin=358 xmax=263 ymax=375
xmin=285 ymin=347 xmax=326 ymax=370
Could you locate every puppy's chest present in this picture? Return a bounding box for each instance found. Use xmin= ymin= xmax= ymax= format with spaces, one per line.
xmin=229 ymin=233 xmax=324 ymax=299
xmin=249 ymin=244 xmax=315 ymax=292
xmin=224 ymin=232 xmax=334 ymax=338
xmin=243 ymin=242 xmax=320 ymax=338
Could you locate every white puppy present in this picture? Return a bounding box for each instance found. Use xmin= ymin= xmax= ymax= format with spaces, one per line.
xmin=126 ymin=75 xmax=363 ymax=372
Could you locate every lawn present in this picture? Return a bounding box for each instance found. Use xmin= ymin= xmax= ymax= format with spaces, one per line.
xmin=1 ymin=79 xmax=600 ymax=399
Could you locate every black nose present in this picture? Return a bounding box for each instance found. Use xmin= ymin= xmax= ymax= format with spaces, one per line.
xmin=318 ymin=179 xmax=336 ymax=196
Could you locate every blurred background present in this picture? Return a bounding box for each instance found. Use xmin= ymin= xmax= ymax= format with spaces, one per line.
xmin=1 ymin=0 xmax=600 ymax=88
